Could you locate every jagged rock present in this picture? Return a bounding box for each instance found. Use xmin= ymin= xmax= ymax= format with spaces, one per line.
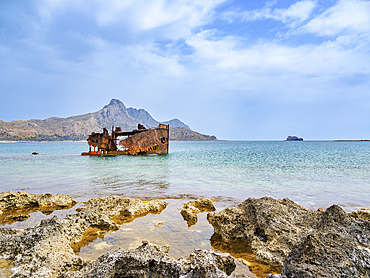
xmin=0 ymin=217 xmax=86 ymax=278
xmin=279 ymin=205 xmax=370 ymax=277
xmin=63 ymin=241 xmax=248 ymax=278
xmin=0 ymin=191 xmax=77 ymax=225
xmin=282 ymin=232 xmax=370 ymax=277
xmin=208 ymin=197 xmax=370 ymax=277
xmin=181 ymin=198 xmax=216 ymax=227
xmin=181 ymin=207 xmax=200 ymax=223
xmin=0 ymin=194 xmax=168 ymax=277
xmin=0 ymin=191 xmax=77 ymax=211
xmin=207 ymin=197 xmax=315 ymax=267
xmin=191 ymin=198 xmax=216 ymax=212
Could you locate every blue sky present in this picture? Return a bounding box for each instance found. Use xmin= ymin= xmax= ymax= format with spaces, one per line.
xmin=0 ymin=0 xmax=369 ymax=140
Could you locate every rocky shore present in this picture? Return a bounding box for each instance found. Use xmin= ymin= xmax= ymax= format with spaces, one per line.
xmin=1 ymin=192 xmax=370 ymax=277
xmin=208 ymin=197 xmax=370 ymax=277
xmin=0 ymin=191 xmax=77 ymax=225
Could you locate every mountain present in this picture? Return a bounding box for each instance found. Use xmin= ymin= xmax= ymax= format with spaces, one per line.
xmin=0 ymin=99 xmax=217 ymax=141
xmin=162 ymin=118 xmax=190 ymax=129
xmin=170 ymin=127 xmax=216 ymax=141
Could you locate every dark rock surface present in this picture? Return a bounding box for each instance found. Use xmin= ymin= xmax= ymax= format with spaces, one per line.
xmin=208 ymin=197 xmax=370 ymax=277
xmin=285 ymin=136 xmax=303 ymax=141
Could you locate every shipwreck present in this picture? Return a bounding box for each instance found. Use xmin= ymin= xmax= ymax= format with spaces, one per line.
xmin=81 ymin=124 xmax=169 ymax=156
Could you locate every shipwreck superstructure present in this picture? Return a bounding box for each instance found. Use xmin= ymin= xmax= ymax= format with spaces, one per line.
xmin=81 ymin=124 xmax=169 ymax=156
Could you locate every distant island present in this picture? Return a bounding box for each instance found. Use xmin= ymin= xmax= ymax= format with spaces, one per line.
xmin=0 ymin=99 xmax=217 ymax=142
xmin=286 ymin=136 xmax=303 ymax=141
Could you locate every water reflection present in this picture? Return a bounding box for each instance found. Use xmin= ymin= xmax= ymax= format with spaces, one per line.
xmin=85 ymin=154 xmax=171 ymax=197
xmin=77 ymin=199 xmax=257 ymax=277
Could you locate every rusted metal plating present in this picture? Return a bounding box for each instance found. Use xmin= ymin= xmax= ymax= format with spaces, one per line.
xmin=81 ymin=124 xmax=169 ymax=156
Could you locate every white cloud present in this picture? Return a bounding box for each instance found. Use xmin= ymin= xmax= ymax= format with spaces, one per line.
xmin=184 ymin=28 xmax=370 ymax=104
xmin=223 ymin=0 xmax=317 ymax=26
xmin=278 ymin=0 xmax=317 ymax=23
xmin=1 ymin=0 xmax=370 ymax=139
xmin=187 ymin=30 xmax=367 ymax=74
xmin=38 ymin=0 xmax=226 ymax=41
xmin=302 ymin=0 xmax=370 ymax=36
xmin=97 ymin=0 xmax=222 ymax=29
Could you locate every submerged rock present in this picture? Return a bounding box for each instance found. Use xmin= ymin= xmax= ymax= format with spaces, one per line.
xmin=181 ymin=198 xmax=216 ymax=227
xmin=64 ymin=241 xmax=248 ymax=278
xmin=207 ymin=197 xmax=370 ymax=277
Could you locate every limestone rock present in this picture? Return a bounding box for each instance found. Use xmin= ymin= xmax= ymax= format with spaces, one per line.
xmin=0 ymin=191 xmax=77 ymax=211
xmin=181 ymin=198 xmax=216 ymax=227
xmin=208 ymin=197 xmax=370 ymax=277
xmin=64 ymin=241 xmax=248 ymax=278
xmin=282 ymin=232 xmax=370 ymax=277
xmin=0 ymin=194 xmax=168 ymax=277
xmin=181 ymin=207 xmax=200 ymax=223
xmin=191 ymin=198 xmax=216 ymax=212
xmin=207 ymin=197 xmax=315 ymax=267
xmin=0 ymin=191 xmax=78 ymax=225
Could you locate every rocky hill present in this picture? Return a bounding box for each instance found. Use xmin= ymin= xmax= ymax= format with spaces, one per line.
xmin=0 ymin=99 xmax=216 ymax=141
xmin=170 ymin=127 xmax=216 ymax=141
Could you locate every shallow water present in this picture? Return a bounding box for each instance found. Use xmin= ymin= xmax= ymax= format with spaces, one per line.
xmin=1 ymin=141 xmax=369 ymax=210
xmin=1 ymin=140 xmax=369 ymax=277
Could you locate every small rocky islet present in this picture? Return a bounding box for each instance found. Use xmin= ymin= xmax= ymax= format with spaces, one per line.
xmin=0 ymin=191 xmax=370 ymax=277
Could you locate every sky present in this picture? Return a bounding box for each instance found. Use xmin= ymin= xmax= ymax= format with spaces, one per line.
xmin=0 ymin=0 xmax=369 ymax=140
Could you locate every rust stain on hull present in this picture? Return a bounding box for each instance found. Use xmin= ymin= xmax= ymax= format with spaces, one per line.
xmin=81 ymin=124 xmax=169 ymax=156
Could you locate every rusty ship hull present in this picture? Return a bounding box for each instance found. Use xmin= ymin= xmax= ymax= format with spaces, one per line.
xmin=81 ymin=124 xmax=169 ymax=156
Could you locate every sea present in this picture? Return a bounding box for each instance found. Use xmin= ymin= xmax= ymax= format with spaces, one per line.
xmin=1 ymin=140 xmax=369 ymax=211
xmin=1 ymin=140 xmax=370 ymax=276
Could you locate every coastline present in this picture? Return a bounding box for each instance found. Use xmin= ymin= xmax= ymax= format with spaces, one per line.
xmin=1 ymin=191 xmax=370 ymax=277
xmin=1 ymin=141 xmax=370 ymax=277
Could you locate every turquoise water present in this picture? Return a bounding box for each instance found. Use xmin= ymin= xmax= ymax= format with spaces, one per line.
xmin=1 ymin=141 xmax=370 ymax=211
